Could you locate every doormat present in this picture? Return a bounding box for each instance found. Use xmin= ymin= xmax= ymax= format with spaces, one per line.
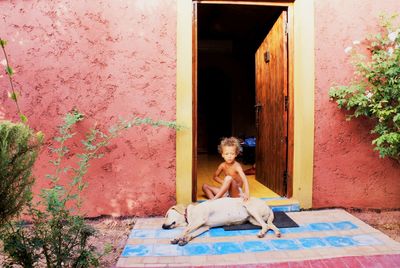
xmin=223 ymin=211 xmax=299 ymax=231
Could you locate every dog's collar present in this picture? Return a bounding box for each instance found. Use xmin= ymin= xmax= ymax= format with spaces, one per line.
xmin=184 ymin=208 xmax=188 ymax=224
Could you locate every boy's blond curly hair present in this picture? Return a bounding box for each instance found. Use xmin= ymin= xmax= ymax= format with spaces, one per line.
xmin=218 ymin=137 xmax=242 ymax=154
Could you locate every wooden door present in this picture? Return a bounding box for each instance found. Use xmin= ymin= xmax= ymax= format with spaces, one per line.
xmin=255 ymin=11 xmax=288 ymax=196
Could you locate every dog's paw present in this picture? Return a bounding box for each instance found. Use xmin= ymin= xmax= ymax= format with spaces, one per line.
xmin=257 ymin=232 xmax=265 ymax=238
xmin=171 ymin=238 xmax=180 ymax=244
xmin=276 ymin=232 xmax=281 ymax=238
xmin=178 ymin=239 xmax=188 ymax=246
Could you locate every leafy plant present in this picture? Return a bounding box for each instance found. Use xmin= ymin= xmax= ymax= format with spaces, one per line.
xmin=0 ymin=37 xmax=27 ymax=123
xmin=329 ymin=14 xmax=400 ymax=161
xmin=1 ymin=110 xmax=179 ymax=267
xmin=0 ymin=38 xmax=43 ymax=229
xmin=0 ymin=121 xmax=42 ymax=227
xmin=0 ymin=36 xmax=180 ymax=267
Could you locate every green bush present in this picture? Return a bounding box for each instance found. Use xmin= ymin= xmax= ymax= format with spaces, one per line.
xmin=0 ymin=111 xmax=179 ymax=267
xmin=0 ymin=121 xmax=42 ymax=226
xmin=2 ymin=34 xmax=181 ymax=267
xmin=329 ymin=14 xmax=400 ymax=161
xmin=1 ymin=111 xmax=106 ymax=267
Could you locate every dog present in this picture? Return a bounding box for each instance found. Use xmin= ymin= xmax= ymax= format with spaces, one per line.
xmin=162 ymin=197 xmax=281 ymax=246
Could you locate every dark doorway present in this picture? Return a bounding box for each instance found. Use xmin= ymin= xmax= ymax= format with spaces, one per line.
xmin=196 ymin=3 xmax=289 ymax=200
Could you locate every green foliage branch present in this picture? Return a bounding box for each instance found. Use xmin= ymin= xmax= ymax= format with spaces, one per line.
xmin=0 ymin=110 xmax=180 ymax=267
xmin=0 ymin=122 xmax=43 ymax=227
xmin=0 ymin=38 xmax=42 ymax=226
xmin=0 ymin=36 xmax=181 ymax=267
xmin=329 ymin=14 xmax=400 ymax=161
xmin=0 ymin=37 xmax=27 ymax=123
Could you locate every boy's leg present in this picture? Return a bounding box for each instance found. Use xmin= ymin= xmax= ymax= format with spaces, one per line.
xmin=202 ymin=184 xmax=220 ymax=199
xmin=213 ymin=176 xmax=233 ymax=199
xmin=228 ymin=180 xmax=241 ymax=198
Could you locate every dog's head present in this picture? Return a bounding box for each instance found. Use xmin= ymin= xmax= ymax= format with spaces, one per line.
xmin=162 ymin=204 xmax=187 ymax=229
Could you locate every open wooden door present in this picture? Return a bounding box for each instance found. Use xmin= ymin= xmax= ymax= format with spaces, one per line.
xmin=255 ymin=11 xmax=288 ymax=196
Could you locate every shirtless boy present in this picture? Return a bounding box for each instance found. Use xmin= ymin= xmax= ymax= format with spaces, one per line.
xmin=202 ymin=137 xmax=250 ymax=201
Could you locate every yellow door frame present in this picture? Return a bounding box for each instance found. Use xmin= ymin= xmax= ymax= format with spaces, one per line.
xmin=176 ymin=0 xmax=314 ymax=208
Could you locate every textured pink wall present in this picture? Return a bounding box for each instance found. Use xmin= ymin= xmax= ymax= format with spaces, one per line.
xmin=2 ymin=0 xmax=398 ymax=216
xmin=0 ymin=0 xmax=177 ymax=217
xmin=314 ymin=0 xmax=400 ymax=209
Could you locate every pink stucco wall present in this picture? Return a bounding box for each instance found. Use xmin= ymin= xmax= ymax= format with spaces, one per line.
xmin=0 ymin=0 xmax=177 ymax=217
xmin=314 ymin=0 xmax=400 ymax=209
xmin=1 ymin=0 xmax=399 ymax=216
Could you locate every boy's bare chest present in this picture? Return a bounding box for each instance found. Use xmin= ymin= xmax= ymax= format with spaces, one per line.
xmin=223 ymin=164 xmax=238 ymax=176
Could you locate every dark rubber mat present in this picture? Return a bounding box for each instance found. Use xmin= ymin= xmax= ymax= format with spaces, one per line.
xmin=223 ymin=211 xmax=299 ymax=231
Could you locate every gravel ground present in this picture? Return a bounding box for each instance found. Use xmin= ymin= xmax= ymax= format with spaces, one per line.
xmin=345 ymin=208 xmax=400 ymax=242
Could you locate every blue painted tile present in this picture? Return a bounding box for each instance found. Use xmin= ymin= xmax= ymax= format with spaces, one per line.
xmin=298 ymin=237 xmax=327 ymax=248
xmin=291 ymin=204 xmax=301 ymax=211
xmin=209 ymin=227 xmax=241 ymax=237
xmin=183 ymin=243 xmax=214 ymax=256
xmin=261 ymin=197 xmax=286 ymax=201
xmin=279 ymin=228 xmax=289 ymax=234
xmin=272 ymin=206 xmax=291 ymax=212
xmin=122 ymin=244 xmax=153 ymax=257
xmin=156 ymin=228 xmax=182 ymax=239
xmin=198 ymin=231 xmax=210 ymax=238
xmin=153 ymin=244 xmax=183 ymax=256
xmin=242 ymin=241 xmax=272 ymax=252
xmin=309 ymin=223 xmax=334 ymax=231
xmin=213 ymin=242 xmax=244 ymax=254
xmin=239 ymin=229 xmax=260 ymax=236
xmin=272 ymin=205 xmax=300 ymax=212
xmin=129 ymin=229 xmax=157 ymax=239
xmin=332 ymin=221 xmax=358 ymax=230
xmin=352 ymin=235 xmax=382 ymax=246
xmin=270 ymin=239 xmax=301 ymax=250
xmin=280 ymin=226 xmax=308 ymax=233
xmin=325 ymin=236 xmax=355 ymax=247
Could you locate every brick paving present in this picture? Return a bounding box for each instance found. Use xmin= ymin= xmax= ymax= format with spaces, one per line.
xmin=116 ymin=209 xmax=400 ymax=267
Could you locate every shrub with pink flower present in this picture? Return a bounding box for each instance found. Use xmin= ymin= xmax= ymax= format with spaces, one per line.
xmin=329 ymin=14 xmax=400 ymax=161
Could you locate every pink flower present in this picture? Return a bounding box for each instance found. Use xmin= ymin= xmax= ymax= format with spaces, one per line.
xmin=344 ymin=46 xmax=352 ymax=54
xmin=388 ymin=30 xmax=399 ymax=42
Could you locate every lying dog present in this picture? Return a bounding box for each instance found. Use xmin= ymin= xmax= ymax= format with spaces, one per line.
xmin=162 ymin=197 xmax=281 ymax=246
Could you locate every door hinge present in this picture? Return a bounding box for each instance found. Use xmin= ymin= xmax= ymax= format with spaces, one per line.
xmin=264 ymin=51 xmax=270 ymax=63
xmin=284 ymin=96 xmax=289 ymax=111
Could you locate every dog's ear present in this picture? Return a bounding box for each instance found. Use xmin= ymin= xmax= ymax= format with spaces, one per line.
xmin=171 ymin=204 xmax=186 ymax=215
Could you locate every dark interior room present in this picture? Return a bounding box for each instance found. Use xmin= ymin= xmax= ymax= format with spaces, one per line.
xmin=197 ymin=4 xmax=285 ymax=154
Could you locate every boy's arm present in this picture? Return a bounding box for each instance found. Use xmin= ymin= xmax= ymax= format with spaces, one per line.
xmin=237 ymin=166 xmax=250 ymax=201
xmin=213 ymin=164 xmax=224 ymax=184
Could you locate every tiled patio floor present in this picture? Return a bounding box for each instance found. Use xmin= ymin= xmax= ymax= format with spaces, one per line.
xmin=116 ymin=209 xmax=400 ymax=267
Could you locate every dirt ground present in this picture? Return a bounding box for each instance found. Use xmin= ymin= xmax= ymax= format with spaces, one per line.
xmin=88 ymin=217 xmax=136 ymax=268
xmin=346 ymin=209 xmax=400 ymax=242
xmin=1 ymin=209 xmax=399 ymax=267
